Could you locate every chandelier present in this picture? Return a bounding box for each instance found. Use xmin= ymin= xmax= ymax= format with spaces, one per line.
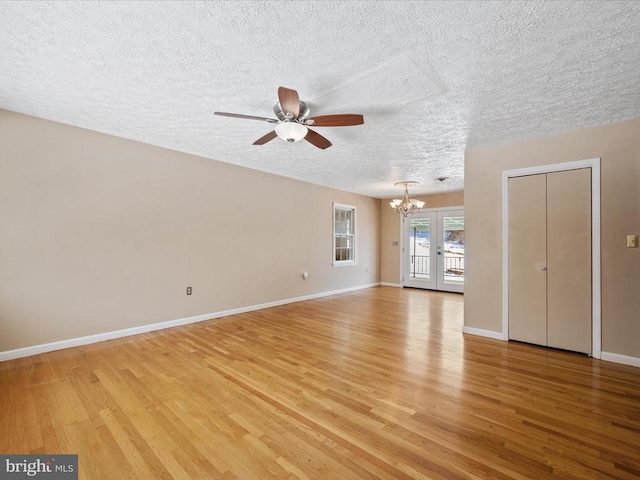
xmin=389 ymin=181 xmax=425 ymax=217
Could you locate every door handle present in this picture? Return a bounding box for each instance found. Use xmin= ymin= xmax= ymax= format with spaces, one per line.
xmin=541 ymin=266 xmax=547 ymax=271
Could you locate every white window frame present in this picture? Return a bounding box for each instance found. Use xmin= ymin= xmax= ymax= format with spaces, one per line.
xmin=333 ymin=203 xmax=356 ymax=266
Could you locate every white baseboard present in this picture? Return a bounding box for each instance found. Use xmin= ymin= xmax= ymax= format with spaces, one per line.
xmin=0 ymin=282 xmax=381 ymax=362
xmin=600 ymin=351 xmax=640 ymax=368
xmin=462 ymin=326 xmax=507 ymax=341
xmin=459 ymin=331 xmax=639 ymax=368
xmin=381 ymin=282 xmax=402 ymax=288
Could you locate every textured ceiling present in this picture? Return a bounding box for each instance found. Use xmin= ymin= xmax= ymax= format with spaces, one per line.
xmin=1 ymin=1 xmax=639 ymax=198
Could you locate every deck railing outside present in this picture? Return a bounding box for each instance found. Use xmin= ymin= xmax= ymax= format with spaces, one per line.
xmin=410 ymin=255 xmax=464 ymax=278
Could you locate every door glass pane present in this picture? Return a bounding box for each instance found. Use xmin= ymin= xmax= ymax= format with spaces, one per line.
xmin=443 ymin=216 xmax=464 ymax=284
xmin=409 ymin=218 xmax=430 ymax=279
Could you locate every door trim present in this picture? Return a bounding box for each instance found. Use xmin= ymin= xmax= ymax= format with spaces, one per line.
xmin=501 ymin=158 xmax=601 ymax=358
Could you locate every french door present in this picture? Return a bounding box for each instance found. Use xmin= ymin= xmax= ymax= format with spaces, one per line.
xmin=403 ymin=208 xmax=464 ymax=293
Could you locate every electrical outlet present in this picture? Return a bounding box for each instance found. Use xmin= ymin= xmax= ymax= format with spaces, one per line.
xmin=302 ymin=272 xmax=308 ymax=280
xmin=186 ymin=287 xmax=192 ymax=295
xmin=627 ymin=235 xmax=639 ymax=248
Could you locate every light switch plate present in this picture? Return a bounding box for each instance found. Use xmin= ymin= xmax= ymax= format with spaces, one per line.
xmin=627 ymin=235 xmax=639 ymax=248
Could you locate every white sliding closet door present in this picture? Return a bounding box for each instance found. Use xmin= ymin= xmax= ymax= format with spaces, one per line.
xmin=508 ymin=169 xmax=592 ymax=354
xmin=547 ymin=169 xmax=592 ymax=353
xmin=508 ymin=174 xmax=547 ymax=346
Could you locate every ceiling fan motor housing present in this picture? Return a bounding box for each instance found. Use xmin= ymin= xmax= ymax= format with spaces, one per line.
xmin=274 ymin=101 xmax=310 ymax=122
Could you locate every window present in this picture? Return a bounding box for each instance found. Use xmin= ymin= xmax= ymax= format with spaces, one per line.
xmin=333 ymin=203 xmax=356 ymax=265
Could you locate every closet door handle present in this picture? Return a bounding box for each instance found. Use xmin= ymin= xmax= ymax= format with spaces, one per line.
xmin=541 ymin=266 xmax=547 ymax=271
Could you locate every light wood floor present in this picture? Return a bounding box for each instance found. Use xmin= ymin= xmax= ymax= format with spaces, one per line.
xmin=2 ymin=287 xmax=639 ymax=479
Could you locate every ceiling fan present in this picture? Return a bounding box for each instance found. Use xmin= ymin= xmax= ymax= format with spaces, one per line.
xmin=214 ymin=86 xmax=364 ymax=150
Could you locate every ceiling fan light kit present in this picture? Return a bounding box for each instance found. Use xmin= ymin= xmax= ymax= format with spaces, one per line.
xmin=275 ymin=121 xmax=308 ymax=143
xmin=214 ymin=86 xmax=364 ymax=149
xmin=390 ymin=181 xmax=425 ymax=217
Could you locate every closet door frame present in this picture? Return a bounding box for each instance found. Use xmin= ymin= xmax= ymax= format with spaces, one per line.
xmin=501 ymin=158 xmax=601 ymax=358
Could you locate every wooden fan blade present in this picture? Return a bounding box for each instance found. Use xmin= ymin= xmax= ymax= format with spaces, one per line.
xmin=304 ymin=129 xmax=332 ymax=149
xmin=253 ymin=130 xmax=278 ymax=145
xmin=278 ymin=86 xmax=300 ymax=119
xmin=215 ymin=112 xmax=278 ymax=123
xmin=306 ymin=114 xmax=364 ymax=127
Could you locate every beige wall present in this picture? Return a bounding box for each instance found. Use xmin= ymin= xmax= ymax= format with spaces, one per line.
xmin=0 ymin=110 xmax=381 ymax=352
xmin=465 ymin=118 xmax=640 ymax=358
xmin=380 ymin=191 xmax=464 ymax=284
